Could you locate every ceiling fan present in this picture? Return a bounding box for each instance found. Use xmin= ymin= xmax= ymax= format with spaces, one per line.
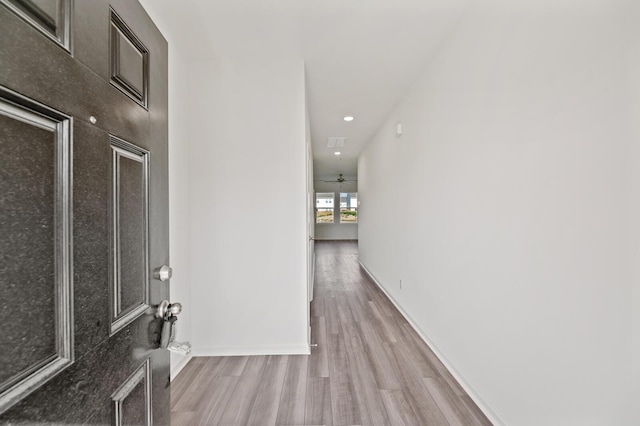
xmin=321 ymin=174 xmax=356 ymax=185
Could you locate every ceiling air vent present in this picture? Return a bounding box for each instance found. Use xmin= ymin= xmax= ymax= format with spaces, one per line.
xmin=327 ymin=137 xmax=347 ymax=148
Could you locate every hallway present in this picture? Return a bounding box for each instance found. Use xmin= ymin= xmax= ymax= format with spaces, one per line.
xmin=170 ymin=241 xmax=492 ymax=425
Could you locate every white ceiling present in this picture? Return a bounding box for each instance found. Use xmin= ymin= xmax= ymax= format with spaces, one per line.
xmin=140 ymin=0 xmax=469 ymax=179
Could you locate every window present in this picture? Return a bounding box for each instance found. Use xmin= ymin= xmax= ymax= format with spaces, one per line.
xmin=340 ymin=192 xmax=357 ymax=223
xmin=316 ymin=192 xmax=358 ymax=224
xmin=316 ymin=192 xmax=334 ymax=223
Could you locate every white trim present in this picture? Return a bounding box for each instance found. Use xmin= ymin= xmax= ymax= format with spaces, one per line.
xmin=192 ymin=345 xmax=311 ymax=357
xmin=358 ymin=260 xmax=506 ymax=426
xmin=170 ymin=354 xmax=193 ymax=381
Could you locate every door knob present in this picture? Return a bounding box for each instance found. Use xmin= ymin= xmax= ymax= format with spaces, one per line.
xmin=155 ymin=300 xmax=182 ymax=320
xmin=153 ymin=265 xmax=172 ymax=282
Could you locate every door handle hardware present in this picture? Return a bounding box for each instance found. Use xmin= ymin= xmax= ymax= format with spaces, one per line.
xmin=160 ymin=316 xmax=177 ymax=348
xmin=155 ymin=300 xmax=182 ymax=320
xmin=153 ymin=265 xmax=173 ymax=282
xmin=155 ymin=299 xmax=190 ymax=353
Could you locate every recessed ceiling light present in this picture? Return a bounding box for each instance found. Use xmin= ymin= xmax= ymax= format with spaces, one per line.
xmin=343 ymin=116 xmax=354 ymax=122
xmin=334 ymin=151 xmax=341 ymax=156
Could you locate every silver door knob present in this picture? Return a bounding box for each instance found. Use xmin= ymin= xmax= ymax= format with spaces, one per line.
xmin=155 ymin=300 xmax=182 ymax=319
xmin=153 ymin=265 xmax=172 ymax=282
xmin=168 ymin=302 xmax=182 ymax=316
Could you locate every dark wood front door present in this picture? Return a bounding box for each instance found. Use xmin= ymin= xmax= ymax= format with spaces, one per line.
xmin=0 ymin=0 xmax=170 ymax=424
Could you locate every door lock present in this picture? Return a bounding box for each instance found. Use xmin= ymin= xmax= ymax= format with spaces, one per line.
xmin=153 ymin=265 xmax=173 ymax=282
xmin=155 ymin=300 xmax=182 ymax=320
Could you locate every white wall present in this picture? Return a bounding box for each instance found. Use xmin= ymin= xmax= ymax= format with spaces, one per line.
xmin=630 ymin=2 xmax=640 ymax=422
xmin=314 ymin=181 xmax=359 ymax=240
xmin=188 ymin=58 xmax=309 ymax=356
xmin=141 ymin=2 xmax=309 ymax=373
xmin=359 ymin=2 xmax=638 ymax=425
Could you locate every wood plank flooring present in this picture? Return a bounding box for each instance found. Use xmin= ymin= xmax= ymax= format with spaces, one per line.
xmin=171 ymin=240 xmax=492 ymax=425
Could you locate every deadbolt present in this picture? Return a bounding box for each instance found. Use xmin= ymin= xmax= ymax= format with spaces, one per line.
xmin=153 ymin=265 xmax=172 ymax=282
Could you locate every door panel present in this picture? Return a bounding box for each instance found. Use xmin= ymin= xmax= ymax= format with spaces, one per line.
xmin=0 ymin=89 xmax=73 ymax=413
xmin=73 ymin=0 xmax=152 ymax=84
xmin=116 ymin=153 xmax=146 ymax=311
xmin=0 ymin=4 xmax=149 ymax=147
xmin=0 ymin=0 xmax=169 ymax=423
xmin=111 ymin=358 xmax=152 ymax=426
xmin=110 ymin=7 xmax=149 ymax=108
xmin=110 ymin=137 xmax=150 ymax=335
xmin=1 ymin=0 xmax=71 ymax=49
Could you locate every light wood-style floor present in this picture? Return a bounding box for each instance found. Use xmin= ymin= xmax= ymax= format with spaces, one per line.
xmin=171 ymin=240 xmax=492 ymax=425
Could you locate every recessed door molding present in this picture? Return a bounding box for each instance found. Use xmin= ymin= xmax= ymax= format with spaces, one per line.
xmin=0 ymin=0 xmax=72 ymax=51
xmin=111 ymin=358 xmax=152 ymax=426
xmin=109 ymin=135 xmax=150 ymax=335
xmin=0 ymin=86 xmax=73 ymax=415
xmin=109 ymin=7 xmax=149 ymax=108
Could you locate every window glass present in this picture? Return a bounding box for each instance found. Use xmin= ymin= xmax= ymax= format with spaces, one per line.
xmin=316 ymin=192 xmax=334 ymax=223
xmin=340 ymin=192 xmax=357 ymax=223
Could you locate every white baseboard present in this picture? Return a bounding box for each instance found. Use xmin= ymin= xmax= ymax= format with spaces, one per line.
xmin=170 ymin=353 xmax=193 ymax=381
xmin=358 ymin=261 xmax=506 ymax=426
xmin=192 ymin=344 xmax=311 ymax=357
